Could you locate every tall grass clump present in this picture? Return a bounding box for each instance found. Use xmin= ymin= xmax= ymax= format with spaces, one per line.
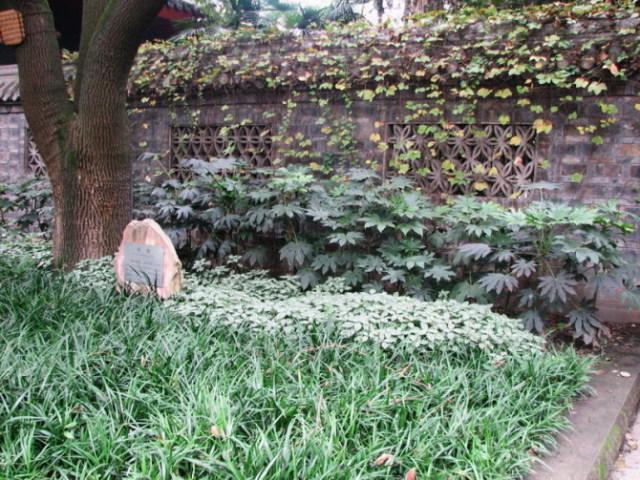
xmin=0 ymin=251 xmax=591 ymax=479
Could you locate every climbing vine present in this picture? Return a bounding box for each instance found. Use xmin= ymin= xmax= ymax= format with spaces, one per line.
xmin=130 ymin=0 xmax=640 ymax=189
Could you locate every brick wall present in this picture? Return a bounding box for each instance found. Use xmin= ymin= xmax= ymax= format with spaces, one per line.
xmin=0 ymin=105 xmax=26 ymax=183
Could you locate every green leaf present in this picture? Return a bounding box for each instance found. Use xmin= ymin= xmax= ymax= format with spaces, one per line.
xmin=356 ymin=255 xmax=387 ymax=273
xmin=328 ymin=232 xmax=365 ymax=247
xmin=382 ymin=268 xmax=406 ymax=285
xmin=279 ymin=241 xmax=313 ymax=269
xmin=311 ymin=254 xmax=339 ymax=274
xmin=573 ymin=247 xmax=600 ymax=265
xmin=511 ymin=259 xmax=536 ymax=278
xmin=587 ymin=81 xmax=607 ymax=95
xmin=521 ymin=310 xmax=544 ymax=333
xmin=455 ymin=243 xmax=492 ymax=263
xmin=424 ymin=264 xmax=456 ymax=283
xmin=362 ymin=214 xmax=395 ymax=233
xmin=538 ymin=273 xmax=577 ymax=304
xmin=295 ymin=269 xmax=319 ymax=289
xmin=477 ymin=273 xmax=519 ymax=295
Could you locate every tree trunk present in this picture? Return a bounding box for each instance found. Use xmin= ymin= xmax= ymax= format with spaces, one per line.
xmin=4 ymin=0 xmax=164 ymax=269
xmin=52 ymin=118 xmax=133 ymax=265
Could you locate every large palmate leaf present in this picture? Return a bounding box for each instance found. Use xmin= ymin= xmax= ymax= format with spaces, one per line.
xmin=312 ymin=254 xmax=339 ymax=274
xmin=243 ymin=246 xmax=269 ymax=267
xmin=271 ymin=203 xmax=306 ymax=219
xmin=511 ymin=259 xmax=536 ymax=278
xmin=465 ymin=223 xmax=499 ymax=238
xmin=491 ymin=250 xmax=515 ymax=263
xmin=568 ymin=307 xmax=608 ymax=344
xmin=521 ymin=309 xmax=544 ymax=333
xmin=279 ymin=241 xmax=313 ymax=268
xmin=328 ymin=231 xmax=365 ymax=247
xmin=537 ymin=273 xmax=577 ymax=304
xmin=402 ymin=254 xmax=434 ymax=270
xmin=295 ymin=269 xmax=319 ymax=289
xmin=451 ymin=280 xmax=488 ymax=303
xmin=356 ymin=255 xmax=387 ymax=273
xmin=382 ymin=268 xmax=406 ymax=285
xmin=454 ymin=243 xmax=492 ymax=264
xmin=362 ymin=214 xmax=395 ymax=233
xmin=175 ymin=205 xmax=194 ymax=220
xmin=477 ymin=273 xmax=519 ymax=295
xmin=423 ymin=265 xmax=456 ymax=283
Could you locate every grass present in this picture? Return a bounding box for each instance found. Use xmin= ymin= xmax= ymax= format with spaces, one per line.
xmin=0 ymin=255 xmax=591 ymax=479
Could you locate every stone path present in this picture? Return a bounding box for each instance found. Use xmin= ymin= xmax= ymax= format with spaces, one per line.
xmin=610 ymin=412 xmax=640 ymax=479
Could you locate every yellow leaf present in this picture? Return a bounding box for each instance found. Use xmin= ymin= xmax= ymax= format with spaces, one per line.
xmin=495 ymin=88 xmax=512 ymax=99
xmin=533 ymin=118 xmax=553 ymax=134
xmin=335 ymin=80 xmax=348 ymax=91
xmin=574 ymin=77 xmax=589 ymax=88
xmin=488 ymin=166 xmax=498 ymax=176
xmin=473 ymin=181 xmax=489 ymax=191
xmin=309 ymin=162 xmax=321 ymax=171
xmin=374 ymin=121 xmax=384 ymax=129
xmin=509 ymin=190 xmax=523 ymax=200
xmin=635 ymin=104 xmax=640 ymax=111
xmin=509 ymin=135 xmax=522 ymax=146
xmin=472 ymin=164 xmax=486 ymax=175
xmin=369 ymin=133 xmax=382 ymax=142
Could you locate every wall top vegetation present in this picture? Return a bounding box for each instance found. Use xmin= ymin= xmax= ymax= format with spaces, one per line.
xmin=128 ymin=0 xmax=640 ymax=103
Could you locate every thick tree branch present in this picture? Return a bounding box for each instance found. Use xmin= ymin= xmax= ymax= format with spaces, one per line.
xmin=77 ymin=0 xmax=165 ymax=117
xmin=74 ymin=0 xmax=113 ymax=106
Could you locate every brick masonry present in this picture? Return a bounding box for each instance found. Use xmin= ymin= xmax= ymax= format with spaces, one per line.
xmin=0 ymin=105 xmax=26 ymax=183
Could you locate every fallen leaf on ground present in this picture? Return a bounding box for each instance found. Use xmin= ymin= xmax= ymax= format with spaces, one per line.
xmin=373 ymin=453 xmax=395 ymax=466
xmin=405 ymin=467 xmax=417 ymax=480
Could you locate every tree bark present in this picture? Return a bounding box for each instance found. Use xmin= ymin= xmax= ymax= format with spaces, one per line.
xmin=3 ymin=0 xmax=164 ymax=268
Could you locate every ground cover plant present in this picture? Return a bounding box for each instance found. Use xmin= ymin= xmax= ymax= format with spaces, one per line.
xmin=0 ymin=236 xmax=592 ymax=479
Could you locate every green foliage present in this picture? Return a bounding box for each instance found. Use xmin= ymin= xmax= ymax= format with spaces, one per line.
xmin=0 ymin=178 xmax=52 ymax=235
xmin=137 ymin=164 xmax=639 ymax=344
xmin=131 ymin=0 xmax=640 ymax=159
xmin=167 ymin=266 xmax=545 ymax=356
xmin=0 ymin=250 xmax=593 ymax=479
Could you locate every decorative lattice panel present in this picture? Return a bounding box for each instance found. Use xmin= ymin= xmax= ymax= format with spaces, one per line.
xmin=171 ymin=124 xmax=273 ymax=169
xmin=386 ymin=124 xmax=537 ymax=197
xmin=25 ymin=130 xmax=46 ymax=177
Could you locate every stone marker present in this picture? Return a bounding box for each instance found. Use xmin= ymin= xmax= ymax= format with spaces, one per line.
xmin=114 ymin=219 xmax=183 ymax=299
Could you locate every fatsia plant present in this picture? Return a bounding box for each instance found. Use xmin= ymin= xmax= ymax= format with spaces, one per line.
xmin=447 ymin=197 xmax=639 ymax=344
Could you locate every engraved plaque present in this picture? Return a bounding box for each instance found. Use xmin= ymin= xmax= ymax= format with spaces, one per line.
xmin=115 ymin=219 xmax=183 ymax=299
xmin=123 ymin=242 xmax=165 ymax=286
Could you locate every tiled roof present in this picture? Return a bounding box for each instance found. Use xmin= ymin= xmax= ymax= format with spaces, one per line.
xmin=166 ymin=0 xmax=202 ymax=16
xmin=0 ymin=65 xmax=19 ymax=103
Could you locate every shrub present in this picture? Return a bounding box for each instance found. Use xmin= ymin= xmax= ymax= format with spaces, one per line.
xmin=143 ymin=163 xmax=639 ymax=344
xmin=4 ymin=163 xmax=638 ymax=343
xmin=0 ymin=178 xmax=52 ymax=234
